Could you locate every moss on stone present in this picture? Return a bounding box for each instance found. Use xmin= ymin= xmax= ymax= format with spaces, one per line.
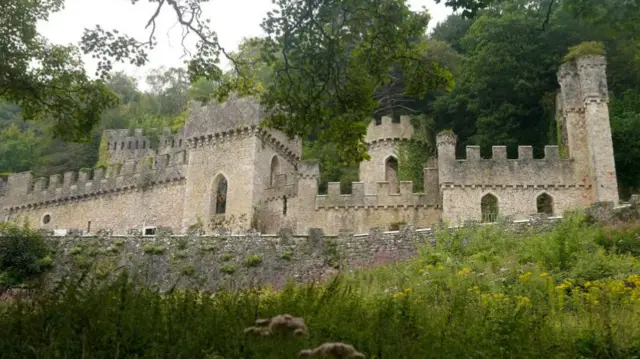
xmin=564 ymin=41 xmax=606 ymax=63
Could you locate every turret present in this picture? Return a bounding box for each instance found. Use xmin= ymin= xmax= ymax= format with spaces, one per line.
xmin=359 ymin=115 xmax=416 ymax=194
xmin=436 ymin=131 xmax=457 ymax=185
xmin=558 ymin=53 xmax=619 ymax=203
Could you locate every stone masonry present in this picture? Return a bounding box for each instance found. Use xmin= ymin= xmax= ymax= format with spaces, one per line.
xmin=0 ymin=55 xmax=622 ymax=235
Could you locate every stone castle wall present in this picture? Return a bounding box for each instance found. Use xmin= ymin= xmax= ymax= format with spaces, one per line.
xmin=0 ymin=55 xmax=623 ymax=235
xmin=42 ymin=216 xmax=571 ymax=293
xmin=2 ymin=157 xmax=187 ymax=234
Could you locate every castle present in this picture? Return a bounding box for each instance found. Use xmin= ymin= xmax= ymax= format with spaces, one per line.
xmin=0 ymin=55 xmax=619 ymax=236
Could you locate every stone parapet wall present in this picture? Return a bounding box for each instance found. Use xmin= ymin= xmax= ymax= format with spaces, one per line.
xmin=2 ymin=158 xmax=187 ymax=211
xmin=41 ymin=217 xmax=566 ymax=293
xmin=437 ymin=144 xmax=580 ymax=186
xmin=316 ymin=181 xmax=438 ymax=208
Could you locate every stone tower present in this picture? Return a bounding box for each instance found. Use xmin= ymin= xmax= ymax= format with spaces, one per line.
xmin=557 ymin=55 xmax=619 ymax=203
xmin=358 ymin=115 xmax=415 ymax=194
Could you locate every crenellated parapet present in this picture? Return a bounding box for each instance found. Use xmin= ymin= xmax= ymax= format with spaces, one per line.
xmin=105 ymin=128 xmax=155 ymax=165
xmin=158 ymin=127 xmax=187 ymax=154
xmin=3 ymin=152 xmax=188 ymax=211
xmin=315 ymin=181 xmax=437 ymax=209
xmin=364 ymin=115 xmax=417 ymax=144
xmin=436 ymin=131 xmax=582 ymax=187
xmin=184 ymin=95 xmax=302 ymax=163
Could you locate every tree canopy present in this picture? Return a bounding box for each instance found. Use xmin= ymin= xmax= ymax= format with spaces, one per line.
xmin=1 ymin=0 xmax=639 ymax=198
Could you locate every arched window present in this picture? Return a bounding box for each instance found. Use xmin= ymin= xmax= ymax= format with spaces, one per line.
xmin=537 ymin=193 xmax=554 ymax=216
xmin=212 ymin=174 xmax=228 ymax=215
xmin=385 ymin=156 xmax=399 ymax=194
xmin=128 ymin=141 xmax=132 ymax=149
xmin=270 ymin=156 xmax=280 ymax=187
xmin=121 ymin=142 xmax=124 ymax=150
xmin=142 ymin=141 xmax=146 ymax=149
xmin=481 ymin=193 xmax=499 ymax=223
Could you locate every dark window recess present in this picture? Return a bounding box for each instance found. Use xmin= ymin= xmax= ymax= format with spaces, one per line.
xmin=215 ymin=176 xmax=228 ymax=214
xmin=283 ymin=196 xmax=287 ymax=215
xmin=144 ymin=227 xmax=157 ymax=236
xmin=42 ymin=214 xmax=51 ymax=224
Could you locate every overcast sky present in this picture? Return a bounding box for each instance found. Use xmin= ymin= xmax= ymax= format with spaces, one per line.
xmin=38 ymin=0 xmax=452 ymax=90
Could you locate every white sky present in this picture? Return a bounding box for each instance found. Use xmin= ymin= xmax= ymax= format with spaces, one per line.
xmin=38 ymin=0 xmax=452 ymax=90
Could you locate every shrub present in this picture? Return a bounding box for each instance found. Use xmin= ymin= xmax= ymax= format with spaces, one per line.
xmin=280 ymin=249 xmax=293 ymax=261
xmin=595 ymin=224 xmax=640 ymax=256
xmin=244 ymin=254 xmax=263 ymax=267
xmin=220 ymin=264 xmax=235 ymax=274
xmin=0 ymin=223 xmax=51 ymax=285
xmin=181 ymin=264 xmax=196 ymax=276
xmin=143 ymin=244 xmax=166 ymax=255
xmin=389 ymin=221 xmax=407 ymax=231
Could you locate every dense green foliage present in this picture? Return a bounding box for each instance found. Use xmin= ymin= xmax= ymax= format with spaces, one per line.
xmin=3 ymin=216 xmax=640 ymax=357
xmin=0 ymin=223 xmax=51 ymax=286
xmin=1 ymin=0 xmax=118 ymax=141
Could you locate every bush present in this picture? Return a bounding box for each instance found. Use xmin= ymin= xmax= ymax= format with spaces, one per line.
xmin=244 ymin=254 xmax=263 ymax=267
xmin=0 ymin=223 xmax=51 ymax=285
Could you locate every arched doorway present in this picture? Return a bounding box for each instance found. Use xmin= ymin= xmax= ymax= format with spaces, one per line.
xmin=481 ymin=193 xmax=499 ymax=223
xmin=536 ymin=193 xmax=554 ymax=216
xmin=385 ymin=156 xmax=399 ymax=194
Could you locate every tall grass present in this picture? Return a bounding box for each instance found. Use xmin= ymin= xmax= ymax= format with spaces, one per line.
xmin=1 ymin=214 xmax=640 ymax=358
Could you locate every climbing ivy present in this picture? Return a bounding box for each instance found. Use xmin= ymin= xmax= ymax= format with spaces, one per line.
xmin=397 ymin=115 xmax=435 ymax=192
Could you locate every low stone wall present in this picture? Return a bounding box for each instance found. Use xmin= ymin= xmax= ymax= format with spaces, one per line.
xmin=44 ymin=228 xmax=429 ymax=293
xmin=43 ymin=215 xmax=569 ymax=293
xmin=40 ymin=200 xmax=639 ymax=292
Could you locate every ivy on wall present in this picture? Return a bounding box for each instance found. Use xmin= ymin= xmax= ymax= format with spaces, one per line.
xmin=397 ymin=115 xmax=435 ymax=192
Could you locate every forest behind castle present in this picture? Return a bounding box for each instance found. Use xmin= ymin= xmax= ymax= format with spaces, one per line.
xmin=1 ymin=0 xmax=639 ymax=199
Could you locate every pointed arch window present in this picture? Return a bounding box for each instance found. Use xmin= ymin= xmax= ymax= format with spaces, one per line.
xmin=536 ymin=193 xmax=554 ymax=216
xmin=385 ymin=156 xmax=399 ymax=194
xmin=481 ymin=193 xmax=499 ymax=223
xmin=212 ymin=174 xmax=228 ymax=215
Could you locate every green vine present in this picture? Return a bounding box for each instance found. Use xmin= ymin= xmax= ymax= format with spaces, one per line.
xmin=397 ymin=115 xmax=435 ymax=192
xmin=95 ymin=135 xmax=111 ymax=168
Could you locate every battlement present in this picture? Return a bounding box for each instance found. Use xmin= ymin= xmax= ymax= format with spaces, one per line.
xmin=365 ymin=115 xmax=415 ymax=143
xmin=184 ymin=94 xmax=262 ymax=140
xmin=315 ymin=181 xmax=436 ymax=209
xmin=437 ymin=133 xmax=579 ymax=186
xmin=2 ymin=151 xmax=188 ymax=210
xmin=158 ymin=127 xmax=187 ymax=153
xmin=263 ymin=173 xmax=298 ymax=201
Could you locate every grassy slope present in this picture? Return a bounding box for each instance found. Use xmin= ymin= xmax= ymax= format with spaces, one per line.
xmin=1 ymin=214 xmax=640 ymax=358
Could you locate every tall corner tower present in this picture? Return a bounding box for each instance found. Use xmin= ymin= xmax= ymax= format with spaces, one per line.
xmin=359 ymin=115 xmax=415 ymax=194
xmin=557 ymin=54 xmax=619 ymax=203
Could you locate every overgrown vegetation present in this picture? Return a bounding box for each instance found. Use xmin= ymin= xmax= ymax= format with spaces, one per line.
xmin=0 ymin=223 xmax=51 ymax=287
xmin=2 ymin=215 xmax=640 ymax=357
xmin=564 ymin=41 xmax=607 ymax=62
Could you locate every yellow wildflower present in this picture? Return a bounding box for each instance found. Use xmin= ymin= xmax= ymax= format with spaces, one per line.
xmin=457 ymin=267 xmax=473 ymax=276
xmin=519 ymin=272 xmax=532 ymax=283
